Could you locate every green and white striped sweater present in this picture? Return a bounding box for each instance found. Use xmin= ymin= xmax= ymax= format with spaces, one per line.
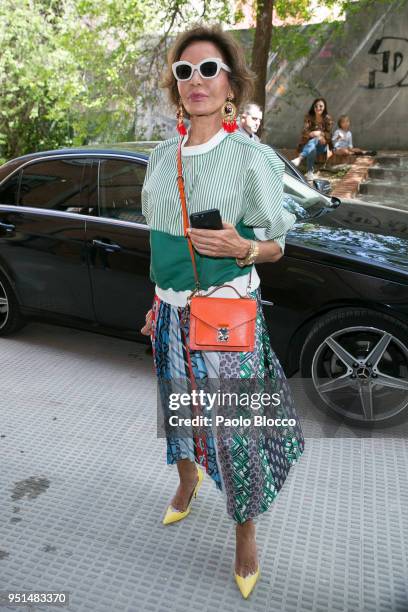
xmin=141 ymin=128 xmax=296 ymax=298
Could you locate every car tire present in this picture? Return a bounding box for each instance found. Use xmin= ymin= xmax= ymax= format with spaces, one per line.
xmin=300 ymin=308 xmax=408 ymax=428
xmin=0 ymin=273 xmax=26 ymax=336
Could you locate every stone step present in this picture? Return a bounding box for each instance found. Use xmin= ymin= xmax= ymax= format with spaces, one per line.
xmin=374 ymin=155 xmax=408 ymax=168
xmin=368 ymin=166 xmax=408 ymax=180
xmin=359 ymin=180 xmax=408 ymax=197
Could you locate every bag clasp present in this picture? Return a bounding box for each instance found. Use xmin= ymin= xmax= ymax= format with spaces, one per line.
xmin=217 ymin=326 xmax=229 ymax=342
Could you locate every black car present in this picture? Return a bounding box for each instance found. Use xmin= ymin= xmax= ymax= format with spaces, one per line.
xmin=0 ymin=143 xmax=407 ymax=428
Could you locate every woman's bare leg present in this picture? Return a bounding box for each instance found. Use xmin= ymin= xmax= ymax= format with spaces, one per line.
xmin=170 ymin=458 xmax=199 ymax=511
xmin=235 ymin=519 xmax=259 ymax=577
xmin=334 ymin=147 xmax=353 ymax=155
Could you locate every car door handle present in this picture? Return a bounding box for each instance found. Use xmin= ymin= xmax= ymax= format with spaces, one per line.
xmin=0 ymin=221 xmax=16 ymax=234
xmin=261 ymin=299 xmax=275 ymax=307
xmin=91 ymin=239 xmax=122 ymax=253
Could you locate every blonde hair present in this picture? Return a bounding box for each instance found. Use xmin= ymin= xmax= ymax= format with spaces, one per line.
xmin=338 ymin=114 xmax=350 ymax=129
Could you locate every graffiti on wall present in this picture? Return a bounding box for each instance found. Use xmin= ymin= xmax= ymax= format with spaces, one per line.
xmin=368 ymin=36 xmax=408 ymax=88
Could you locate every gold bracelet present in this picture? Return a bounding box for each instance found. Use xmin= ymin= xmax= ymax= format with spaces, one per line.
xmin=236 ymin=240 xmax=259 ymax=267
xmin=251 ymin=240 xmax=259 ymax=263
xmin=236 ymin=240 xmax=252 ymax=267
xmin=248 ymin=240 xmax=259 ymax=264
xmin=235 ymin=240 xmax=251 ymax=267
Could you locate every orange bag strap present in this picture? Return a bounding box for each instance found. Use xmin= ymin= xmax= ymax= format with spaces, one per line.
xmin=177 ymin=139 xmax=201 ymax=292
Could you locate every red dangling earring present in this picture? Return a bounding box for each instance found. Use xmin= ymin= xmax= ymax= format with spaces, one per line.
xmin=176 ymin=99 xmax=187 ymax=136
xmin=221 ymin=92 xmax=238 ymax=133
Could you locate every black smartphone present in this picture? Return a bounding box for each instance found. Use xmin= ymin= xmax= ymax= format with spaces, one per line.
xmin=189 ymin=208 xmax=223 ymax=230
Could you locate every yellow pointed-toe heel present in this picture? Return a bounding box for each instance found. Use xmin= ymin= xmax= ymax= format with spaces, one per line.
xmin=162 ymin=465 xmax=203 ymax=525
xmin=234 ymin=565 xmax=260 ymax=599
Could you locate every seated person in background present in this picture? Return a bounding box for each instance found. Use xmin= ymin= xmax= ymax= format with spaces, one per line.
xmin=332 ymin=115 xmax=377 ymax=156
xmin=291 ymin=98 xmax=334 ymax=182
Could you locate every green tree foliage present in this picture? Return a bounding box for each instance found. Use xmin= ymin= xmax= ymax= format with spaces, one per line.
xmin=235 ymin=0 xmax=395 ymax=131
xmin=0 ymin=0 xmax=395 ymax=162
xmin=0 ymin=0 xmax=82 ymax=161
xmin=0 ymin=0 xmax=232 ymax=162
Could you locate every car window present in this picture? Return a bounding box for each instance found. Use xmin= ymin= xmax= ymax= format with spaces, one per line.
xmin=99 ymin=159 xmax=146 ymax=224
xmin=280 ymin=157 xmax=301 ymax=180
xmin=0 ymin=172 xmax=21 ymax=205
xmin=18 ymin=158 xmax=93 ymax=213
xmin=283 ymin=173 xmax=328 ymax=211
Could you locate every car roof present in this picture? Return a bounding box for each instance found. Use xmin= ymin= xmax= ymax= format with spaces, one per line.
xmin=1 ymin=139 xmax=329 ymax=206
xmin=3 ymin=140 xmax=309 ymax=184
xmin=4 ymin=142 xmax=160 ymax=165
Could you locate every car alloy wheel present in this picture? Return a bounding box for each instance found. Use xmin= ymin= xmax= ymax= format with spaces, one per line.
xmin=0 ymin=279 xmax=9 ymax=330
xmin=311 ymin=326 xmax=408 ymax=424
xmin=0 ymin=273 xmax=25 ymax=336
xmin=300 ymin=309 xmax=408 ymax=426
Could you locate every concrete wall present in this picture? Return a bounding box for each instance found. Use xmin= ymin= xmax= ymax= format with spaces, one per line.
xmin=264 ymin=0 xmax=408 ymax=150
xmin=143 ymin=0 xmax=408 ymax=150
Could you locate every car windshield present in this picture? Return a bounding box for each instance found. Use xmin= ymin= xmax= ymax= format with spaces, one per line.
xmin=283 ymin=173 xmax=326 ymax=212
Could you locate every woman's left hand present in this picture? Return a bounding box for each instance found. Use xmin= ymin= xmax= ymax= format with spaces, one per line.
xmin=187 ymin=222 xmax=250 ymax=258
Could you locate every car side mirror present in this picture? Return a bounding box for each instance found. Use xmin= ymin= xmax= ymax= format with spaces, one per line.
xmin=313 ymin=179 xmax=332 ymax=195
xmin=283 ymin=193 xmax=340 ymax=221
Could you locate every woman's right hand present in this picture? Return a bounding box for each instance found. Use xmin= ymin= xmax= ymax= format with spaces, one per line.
xmin=140 ymin=309 xmax=153 ymax=336
xmin=309 ymin=130 xmax=322 ymax=138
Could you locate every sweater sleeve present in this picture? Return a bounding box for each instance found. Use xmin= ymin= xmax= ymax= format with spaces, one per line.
xmin=242 ymin=146 xmax=297 ymax=255
xmin=324 ymin=115 xmax=334 ymax=147
xmin=332 ymin=128 xmax=341 ymax=143
xmin=299 ymin=115 xmax=312 ymax=148
xmin=141 ymin=145 xmax=160 ymax=225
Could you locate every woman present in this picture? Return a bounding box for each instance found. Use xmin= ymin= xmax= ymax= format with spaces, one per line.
xmin=292 ymin=98 xmax=334 ymax=181
xmin=140 ymin=23 xmax=305 ymax=600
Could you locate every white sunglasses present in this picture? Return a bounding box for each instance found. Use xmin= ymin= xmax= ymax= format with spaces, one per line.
xmin=172 ymin=57 xmax=231 ymax=81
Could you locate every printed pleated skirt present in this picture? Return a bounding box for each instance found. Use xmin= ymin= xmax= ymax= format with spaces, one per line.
xmin=150 ymin=286 xmax=305 ymax=524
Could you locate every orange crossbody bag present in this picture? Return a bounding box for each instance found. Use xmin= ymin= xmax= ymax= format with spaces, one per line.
xmin=176 ymin=140 xmax=257 ymax=352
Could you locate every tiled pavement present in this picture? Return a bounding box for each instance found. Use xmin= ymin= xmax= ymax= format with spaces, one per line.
xmin=0 ymin=322 xmax=407 ymax=612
